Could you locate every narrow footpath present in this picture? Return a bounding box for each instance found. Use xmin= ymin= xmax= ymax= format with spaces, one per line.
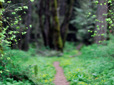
xmin=53 ymin=62 xmax=69 ymax=85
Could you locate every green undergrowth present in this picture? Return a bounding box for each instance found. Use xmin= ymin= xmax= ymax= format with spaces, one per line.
xmin=1 ymin=36 xmax=114 ymax=85
xmin=1 ymin=48 xmax=56 ymax=85
xmin=60 ymin=36 xmax=114 ymax=85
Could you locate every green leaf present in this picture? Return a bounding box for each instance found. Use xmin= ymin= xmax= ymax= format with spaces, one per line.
xmin=0 ymin=0 xmax=5 ymax=3
xmin=23 ymin=6 xmax=28 ymax=9
xmin=30 ymin=0 xmax=34 ymax=2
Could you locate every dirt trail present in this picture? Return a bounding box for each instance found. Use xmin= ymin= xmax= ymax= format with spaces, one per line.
xmin=53 ymin=62 xmax=69 ymax=85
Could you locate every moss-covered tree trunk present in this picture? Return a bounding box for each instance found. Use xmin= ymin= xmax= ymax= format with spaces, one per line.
xmin=38 ymin=0 xmax=74 ymax=51
xmin=94 ymin=0 xmax=108 ymax=44
xmin=60 ymin=0 xmax=74 ymax=47
xmin=51 ymin=0 xmax=63 ymax=51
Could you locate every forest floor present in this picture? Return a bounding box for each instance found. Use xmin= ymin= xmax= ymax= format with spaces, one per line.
xmin=2 ymin=38 xmax=114 ymax=85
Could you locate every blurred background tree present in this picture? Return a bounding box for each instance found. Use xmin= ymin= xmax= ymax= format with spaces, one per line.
xmin=70 ymin=0 xmax=96 ymax=45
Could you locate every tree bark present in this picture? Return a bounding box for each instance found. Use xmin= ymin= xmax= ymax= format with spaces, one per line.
xmin=44 ymin=0 xmax=51 ymax=48
xmin=51 ymin=0 xmax=63 ymax=51
xmin=46 ymin=0 xmax=55 ymax=48
xmin=60 ymin=0 xmax=74 ymax=47
xmin=94 ymin=0 xmax=108 ymax=44
xmin=38 ymin=0 xmax=74 ymax=51
xmin=22 ymin=0 xmax=32 ymax=51
xmin=38 ymin=0 xmax=48 ymax=47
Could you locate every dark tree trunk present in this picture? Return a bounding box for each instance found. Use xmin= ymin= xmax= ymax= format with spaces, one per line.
xmin=44 ymin=0 xmax=51 ymax=47
xmin=38 ymin=0 xmax=48 ymax=47
xmin=38 ymin=0 xmax=74 ymax=51
xmin=46 ymin=0 xmax=55 ymax=48
xmin=51 ymin=0 xmax=63 ymax=51
xmin=22 ymin=0 xmax=32 ymax=51
xmin=59 ymin=0 xmax=66 ymax=16
xmin=17 ymin=34 xmax=22 ymax=50
xmin=60 ymin=0 xmax=74 ymax=47
xmin=11 ymin=40 xmax=18 ymax=49
xmin=94 ymin=0 xmax=108 ymax=44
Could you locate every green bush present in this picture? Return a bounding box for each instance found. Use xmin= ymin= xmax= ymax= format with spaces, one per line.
xmin=0 ymin=48 xmax=56 ymax=85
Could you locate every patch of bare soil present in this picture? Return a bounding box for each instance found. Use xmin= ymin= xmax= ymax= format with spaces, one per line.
xmin=53 ymin=62 xmax=69 ymax=85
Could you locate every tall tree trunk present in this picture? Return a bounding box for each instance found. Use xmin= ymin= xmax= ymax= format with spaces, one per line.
xmin=46 ymin=0 xmax=55 ymax=48
xmin=38 ymin=0 xmax=48 ymax=47
xmin=94 ymin=0 xmax=108 ymax=44
xmin=22 ymin=0 xmax=32 ymax=51
xmin=60 ymin=0 xmax=74 ymax=47
xmin=44 ymin=0 xmax=51 ymax=48
xmin=38 ymin=0 xmax=74 ymax=51
xmin=51 ymin=0 xmax=63 ymax=51
xmin=59 ymin=0 xmax=66 ymax=16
